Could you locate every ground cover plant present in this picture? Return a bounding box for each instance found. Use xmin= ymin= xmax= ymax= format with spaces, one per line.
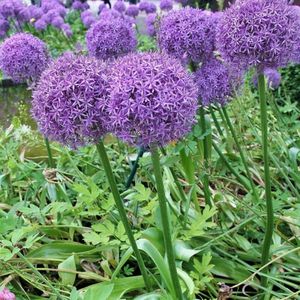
xmin=0 ymin=0 xmax=300 ymax=299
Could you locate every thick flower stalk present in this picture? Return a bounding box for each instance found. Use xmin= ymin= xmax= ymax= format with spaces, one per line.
xmin=253 ymin=68 xmax=281 ymax=89
xmin=86 ymin=18 xmax=137 ymax=60
xmin=107 ymin=52 xmax=198 ymax=299
xmin=158 ymin=8 xmax=215 ymax=64
xmin=0 ymin=33 xmax=49 ymax=83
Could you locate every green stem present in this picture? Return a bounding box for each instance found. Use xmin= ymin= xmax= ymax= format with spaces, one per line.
xmin=212 ymin=141 xmax=251 ymax=191
xmin=258 ymin=74 xmax=274 ymax=291
xmin=150 ymin=146 xmax=183 ymax=299
xmin=179 ymin=149 xmax=200 ymax=211
xmin=96 ymin=141 xmax=151 ymax=291
xmin=44 ymin=138 xmax=55 ymax=168
xmin=199 ymin=107 xmax=212 ymax=206
xmin=209 ymin=106 xmax=224 ymax=138
xmin=221 ymin=106 xmax=260 ymax=203
xmin=125 ymin=147 xmax=145 ymax=189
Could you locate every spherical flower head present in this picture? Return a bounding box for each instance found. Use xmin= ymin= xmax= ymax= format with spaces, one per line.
xmin=82 ymin=15 xmax=96 ymax=28
xmin=160 ymin=0 xmax=173 ymax=11
xmin=158 ymin=8 xmax=215 ymax=64
xmin=113 ymin=1 xmax=126 ymax=13
xmin=86 ymin=18 xmax=137 ymax=60
xmin=0 ymin=33 xmax=49 ymax=83
xmin=72 ymin=1 xmax=85 ymax=11
xmin=28 ymin=5 xmax=43 ymax=19
xmin=216 ymin=0 xmax=300 ymax=72
xmin=126 ymin=5 xmax=139 ymax=17
xmin=0 ymin=19 xmax=9 ymax=32
xmin=51 ymin=16 xmax=64 ymax=28
xmin=146 ymin=13 xmax=157 ymax=37
xmin=253 ymin=68 xmax=281 ymax=89
xmin=34 ymin=18 xmax=47 ymax=31
xmin=194 ymin=56 xmax=241 ymax=107
xmin=0 ymin=288 xmax=16 ymax=300
xmin=139 ymin=1 xmax=156 ymax=13
xmin=107 ymin=52 xmax=198 ymax=147
xmin=0 ymin=1 xmax=14 ymax=18
xmin=32 ymin=53 xmax=110 ymax=148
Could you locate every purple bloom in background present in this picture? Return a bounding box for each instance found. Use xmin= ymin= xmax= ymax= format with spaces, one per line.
xmin=0 ymin=288 xmax=16 ymax=300
xmin=253 ymin=68 xmax=281 ymax=89
xmin=61 ymin=23 xmax=73 ymax=37
xmin=0 ymin=19 xmax=9 ymax=32
xmin=86 ymin=18 xmax=137 ymax=60
xmin=51 ymin=16 xmax=64 ymax=28
xmin=27 ymin=5 xmax=43 ymax=19
xmin=216 ymin=0 xmax=300 ymax=72
xmin=32 ymin=53 xmax=110 ymax=148
xmin=113 ymin=1 xmax=126 ymax=13
xmin=158 ymin=8 xmax=215 ymax=64
xmin=0 ymin=33 xmax=49 ymax=83
xmin=82 ymin=14 xmax=96 ymax=28
xmin=139 ymin=1 xmax=156 ymax=13
xmin=72 ymin=1 xmax=85 ymax=11
xmin=107 ymin=52 xmax=198 ymax=147
xmin=126 ymin=5 xmax=139 ymax=17
xmin=34 ymin=18 xmax=47 ymax=31
xmin=194 ymin=56 xmax=241 ymax=107
xmin=139 ymin=1 xmax=150 ymax=12
xmin=160 ymin=0 xmax=173 ymax=11
xmin=145 ymin=13 xmax=156 ymax=37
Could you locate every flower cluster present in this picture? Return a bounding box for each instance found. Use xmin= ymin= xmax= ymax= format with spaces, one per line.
xmin=113 ymin=1 xmax=126 ymax=13
xmin=126 ymin=5 xmax=139 ymax=18
xmin=145 ymin=13 xmax=157 ymax=37
xmin=0 ymin=288 xmax=16 ymax=300
xmin=86 ymin=18 xmax=137 ymax=60
xmin=107 ymin=52 xmax=198 ymax=147
xmin=139 ymin=1 xmax=157 ymax=14
xmin=216 ymin=0 xmax=300 ymax=71
xmin=158 ymin=8 xmax=215 ymax=64
xmin=72 ymin=0 xmax=89 ymax=11
xmin=160 ymin=0 xmax=173 ymax=11
xmin=194 ymin=57 xmax=240 ymax=107
xmin=81 ymin=11 xmax=96 ymax=29
xmin=0 ymin=33 xmax=49 ymax=83
xmin=32 ymin=53 xmax=109 ymax=148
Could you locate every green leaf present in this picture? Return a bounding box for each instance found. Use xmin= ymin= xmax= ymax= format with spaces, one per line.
xmin=174 ymin=240 xmax=199 ymax=262
xmin=58 ymin=255 xmax=77 ymax=286
xmin=84 ymin=284 xmax=114 ymax=300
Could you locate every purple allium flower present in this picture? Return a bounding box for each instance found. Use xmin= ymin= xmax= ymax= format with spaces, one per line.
xmin=194 ymin=56 xmax=241 ymax=107
xmin=158 ymin=8 xmax=215 ymax=64
xmin=126 ymin=5 xmax=139 ymax=17
xmin=72 ymin=1 xmax=84 ymax=11
xmin=0 ymin=19 xmax=9 ymax=32
xmin=28 ymin=5 xmax=43 ymax=19
xmin=82 ymin=15 xmax=96 ymax=28
xmin=32 ymin=53 xmax=109 ymax=148
xmin=34 ymin=18 xmax=47 ymax=31
xmin=0 ymin=1 xmax=15 ymax=18
xmin=98 ymin=3 xmax=108 ymax=14
xmin=0 ymin=33 xmax=49 ymax=83
xmin=86 ymin=18 xmax=137 ymax=60
xmin=139 ymin=1 xmax=150 ymax=12
xmin=113 ymin=0 xmax=126 ymax=13
xmin=51 ymin=16 xmax=64 ymax=28
xmin=216 ymin=0 xmax=300 ymax=72
xmin=145 ymin=13 xmax=156 ymax=37
xmin=107 ymin=52 xmax=198 ymax=147
xmin=61 ymin=23 xmax=73 ymax=37
xmin=0 ymin=288 xmax=16 ymax=300
xmin=160 ymin=0 xmax=173 ymax=11
xmin=253 ymin=68 xmax=281 ymax=89
xmin=139 ymin=1 xmax=156 ymax=13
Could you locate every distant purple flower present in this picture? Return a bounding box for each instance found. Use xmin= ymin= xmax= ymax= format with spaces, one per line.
xmin=158 ymin=8 xmax=215 ymax=64
xmin=72 ymin=1 xmax=84 ymax=11
xmin=27 ymin=5 xmax=43 ymax=19
xmin=113 ymin=1 xmax=126 ymax=13
xmin=0 ymin=1 xmax=15 ymax=18
xmin=0 ymin=288 xmax=16 ymax=300
xmin=139 ymin=1 xmax=149 ymax=12
xmin=145 ymin=13 xmax=156 ymax=37
xmin=0 ymin=33 xmax=49 ymax=83
xmin=0 ymin=19 xmax=9 ymax=32
xmin=160 ymin=0 xmax=173 ymax=11
xmin=126 ymin=5 xmax=139 ymax=17
xmin=82 ymin=15 xmax=96 ymax=28
xmin=34 ymin=18 xmax=47 ymax=31
xmin=99 ymin=8 xmax=122 ymax=20
xmin=139 ymin=1 xmax=156 ymax=13
xmin=86 ymin=18 xmax=137 ymax=60
xmin=107 ymin=52 xmax=198 ymax=147
xmin=253 ymin=68 xmax=281 ymax=89
xmin=51 ymin=16 xmax=64 ymax=28
xmin=194 ymin=56 xmax=241 ymax=107
xmin=216 ymin=0 xmax=300 ymax=72
xmin=98 ymin=3 xmax=108 ymax=14
xmin=32 ymin=53 xmax=110 ymax=148
xmin=61 ymin=23 xmax=73 ymax=37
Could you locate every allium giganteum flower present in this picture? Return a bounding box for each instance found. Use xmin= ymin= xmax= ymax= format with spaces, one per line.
xmin=194 ymin=57 xmax=240 ymax=107
xmin=0 ymin=33 xmax=49 ymax=83
xmin=107 ymin=52 xmax=198 ymax=147
xmin=158 ymin=8 xmax=215 ymax=64
xmin=216 ymin=0 xmax=300 ymax=71
xmin=86 ymin=18 xmax=137 ymax=60
xmin=32 ymin=53 xmax=109 ymax=148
